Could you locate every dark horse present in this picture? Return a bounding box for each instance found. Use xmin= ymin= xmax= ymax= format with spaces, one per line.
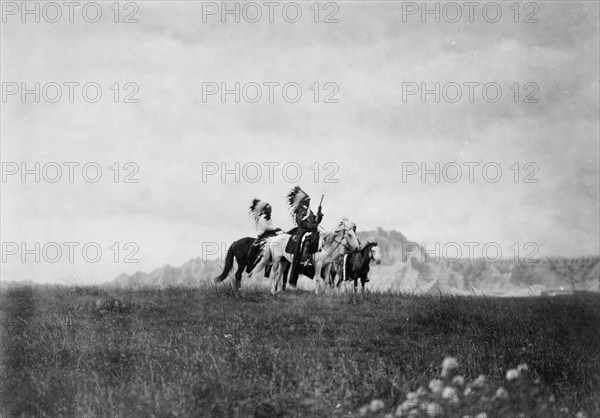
xmin=329 ymin=241 xmax=382 ymax=291
xmin=213 ymin=237 xmax=273 ymax=289
xmin=213 ymin=237 xmax=255 ymax=289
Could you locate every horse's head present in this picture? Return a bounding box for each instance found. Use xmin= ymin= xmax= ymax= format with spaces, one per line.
xmin=336 ymin=218 xmax=360 ymax=252
xmin=365 ymin=241 xmax=382 ymax=265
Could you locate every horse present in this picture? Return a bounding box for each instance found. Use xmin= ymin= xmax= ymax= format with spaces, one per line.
xmin=213 ymin=235 xmax=276 ymax=289
xmin=249 ymin=218 xmax=361 ymax=295
xmin=213 ymin=237 xmax=255 ymax=289
xmin=330 ymin=241 xmax=382 ymax=292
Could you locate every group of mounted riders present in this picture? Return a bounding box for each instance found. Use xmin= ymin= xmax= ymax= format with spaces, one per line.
xmin=214 ymin=186 xmax=382 ymax=294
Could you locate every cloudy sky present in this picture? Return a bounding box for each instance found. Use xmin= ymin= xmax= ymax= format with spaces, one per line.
xmin=1 ymin=1 xmax=598 ymax=283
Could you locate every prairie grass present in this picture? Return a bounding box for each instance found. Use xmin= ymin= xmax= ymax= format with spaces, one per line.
xmin=1 ymin=284 xmax=598 ymax=417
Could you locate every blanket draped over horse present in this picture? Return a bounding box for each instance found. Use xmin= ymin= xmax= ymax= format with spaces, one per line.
xmin=249 ymin=218 xmax=361 ymax=294
xmin=330 ymin=241 xmax=382 ymax=291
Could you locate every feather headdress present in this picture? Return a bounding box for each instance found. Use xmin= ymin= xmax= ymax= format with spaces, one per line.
xmin=249 ymin=198 xmax=270 ymax=226
xmin=286 ymin=186 xmax=310 ymax=214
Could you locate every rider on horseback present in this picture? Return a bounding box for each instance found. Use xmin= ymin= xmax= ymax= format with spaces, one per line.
xmin=286 ymin=186 xmax=324 ymax=288
xmin=247 ymin=199 xmax=281 ymax=272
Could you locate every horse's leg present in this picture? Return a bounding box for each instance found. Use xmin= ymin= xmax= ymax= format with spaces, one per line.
xmin=276 ymin=261 xmax=284 ymax=293
xmin=280 ymin=259 xmax=290 ymax=290
xmin=322 ymin=264 xmax=333 ymax=292
xmin=274 ymin=260 xmax=281 ymax=294
xmin=314 ymin=258 xmax=329 ymax=295
xmin=275 ymin=253 xmax=291 ymax=293
xmin=313 ymin=257 xmax=322 ymax=295
xmin=271 ymin=258 xmax=281 ymax=295
xmin=235 ymin=257 xmax=245 ymax=290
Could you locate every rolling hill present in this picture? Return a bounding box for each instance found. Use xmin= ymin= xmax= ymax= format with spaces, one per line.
xmin=111 ymin=228 xmax=599 ymax=295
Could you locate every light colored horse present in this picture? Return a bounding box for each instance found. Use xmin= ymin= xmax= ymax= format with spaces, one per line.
xmin=249 ymin=218 xmax=361 ymax=295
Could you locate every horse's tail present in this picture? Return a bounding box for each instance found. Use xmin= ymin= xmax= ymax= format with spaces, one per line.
xmin=249 ymin=244 xmax=271 ymax=278
xmin=213 ymin=244 xmax=235 ymax=283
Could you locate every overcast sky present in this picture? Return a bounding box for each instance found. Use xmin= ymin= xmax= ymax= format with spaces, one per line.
xmin=1 ymin=1 xmax=599 ymax=283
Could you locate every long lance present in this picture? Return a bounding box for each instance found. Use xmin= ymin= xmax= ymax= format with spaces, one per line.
xmin=317 ymin=194 xmax=325 ymax=231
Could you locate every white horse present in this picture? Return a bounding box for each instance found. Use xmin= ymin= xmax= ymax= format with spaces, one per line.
xmin=249 ymin=218 xmax=361 ymax=295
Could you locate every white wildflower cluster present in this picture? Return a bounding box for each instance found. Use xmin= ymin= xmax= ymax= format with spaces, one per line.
xmin=391 ymin=357 xmax=561 ymax=418
xmin=358 ymin=399 xmax=386 ymax=416
xmin=354 ymin=358 xmax=590 ymax=417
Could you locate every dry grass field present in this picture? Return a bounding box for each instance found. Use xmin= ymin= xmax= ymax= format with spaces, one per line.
xmin=1 ymin=284 xmax=599 ymax=417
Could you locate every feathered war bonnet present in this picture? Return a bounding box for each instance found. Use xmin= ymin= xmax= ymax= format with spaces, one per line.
xmin=286 ymin=186 xmax=310 ymax=215
xmin=249 ymin=198 xmax=270 ymax=226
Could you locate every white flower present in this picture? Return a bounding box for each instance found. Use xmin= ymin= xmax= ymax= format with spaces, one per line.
xmin=369 ymin=399 xmax=385 ymax=412
xmin=441 ymin=357 xmax=459 ymax=378
xmin=452 ymin=375 xmax=465 ymax=387
xmin=576 ymin=412 xmax=589 ymax=418
xmin=442 ymin=387 xmax=460 ymax=405
xmin=475 ymin=413 xmax=488 ymax=418
xmin=506 ymin=369 xmax=520 ymax=381
xmin=442 ymin=357 xmax=459 ymax=370
xmin=472 ymin=375 xmax=487 ymax=388
xmin=429 ymin=379 xmax=444 ymax=395
xmin=517 ymin=363 xmax=528 ymax=373
xmin=495 ymin=387 xmax=509 ymax=399
xmin=441 ymin=386 xmax=455 ymax=398
xmin=406 ymin=391 xmax=419 ymax=400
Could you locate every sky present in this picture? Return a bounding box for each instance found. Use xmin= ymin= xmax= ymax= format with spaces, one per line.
xmin=1 ymin=1 xmax=599 ymax=284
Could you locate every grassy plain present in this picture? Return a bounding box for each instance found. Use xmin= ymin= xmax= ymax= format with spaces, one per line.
xmin=1 ymin=284 xmax=598 ymax=417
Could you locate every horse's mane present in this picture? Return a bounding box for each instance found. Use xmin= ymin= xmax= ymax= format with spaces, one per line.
xmin=362 ymin=239 xmax=377 ymax=248
xmin=322 ymin=218 xmax=356 ymax=245
xmin=336 ymin=217 xmax=356 ymax=232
